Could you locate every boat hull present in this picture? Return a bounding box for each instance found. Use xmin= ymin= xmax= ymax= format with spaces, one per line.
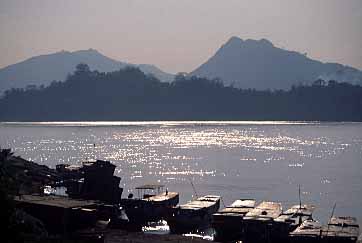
xmin=167 ymin=195 xmax=221 ymax=234
xmin=121 ymin=192 xmax=179 ymax=226
xmin=212 ymin=214 xmax=245 ymax=242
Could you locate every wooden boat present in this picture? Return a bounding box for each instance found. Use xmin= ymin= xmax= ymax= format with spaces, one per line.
xmin=121 ymin=184 xmax=179 ymax=226
xmin=212 ymin=199 xmax=256 ymax=242
xmin=321 ymin=216 xmax=360 ymax=243
xmin=136 ymin=184 xmax=179 ymax=208
xmin=167 ymin=195 xmax=221 ymax=234
xmin=271 ymin=204 xmax=315 ymax=242
xmin=56 ymin=160 xmax=123 ymax=203
xmin=242 ymin=201 xmax=282 ymax=243
xmin=289 ymin=219 xmax=323 ymax=243
xmin=14 ymin=194 xmax=99 ymax=234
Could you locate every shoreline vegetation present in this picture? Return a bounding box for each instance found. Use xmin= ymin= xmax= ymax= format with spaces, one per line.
xmin=0 ymin=64 xmax=361 ymax=122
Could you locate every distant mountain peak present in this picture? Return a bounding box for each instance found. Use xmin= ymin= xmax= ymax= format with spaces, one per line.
xmin=226 ymin=36 xmax=243 ymax=44
xmin=223 ymin=37 xmax=274 ymax=50
xmin=0 ymin=49 xmax=174 ymax=93
xmin=74 ymin=48 xmax=99 ymax=53
xmin=191 ymin=36 xmax=362 ymax=90
xmin=258 ymin=38 xmax=274 ymax=47
xmin=243 ymin=38 xmax=274 ymax=48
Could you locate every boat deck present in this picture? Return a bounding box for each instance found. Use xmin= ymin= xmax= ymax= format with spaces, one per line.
xmin=15 ymin=194 xmax=97 ymax=209
xmin=244 ymin=201 xmax=282 ymax=221
xmin=145 ymin=192 xmax=178 ymax=202
xmin=179 ymin=195 xmax=220 ymax=210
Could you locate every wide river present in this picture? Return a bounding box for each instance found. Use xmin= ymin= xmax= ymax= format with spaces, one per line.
xmin=1 ymin=121 xmax=361 ymax=227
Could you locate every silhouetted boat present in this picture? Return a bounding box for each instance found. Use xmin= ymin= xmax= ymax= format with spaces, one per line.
xmin=135 ymin=184 xmax=179 ymax=208
xmin=56 ymin=160 xmax=123 ymax=203
xmin=167 ymin=195 xmax=221 ymax=234
xmin=271 ymin=204 xmax=315 ymax=242
xmin=321 ymin=216 xmax=360 ymax=243
xmin=121 ymin=184 xmax=179 ymax=227
xmin=289 ymin=219 xmax=323 ymax=243
xmin=212 ymin=199 xmax=256 ymax=242
xmin=242 ymin=201 xmax=282 ymax=243
xmin=14 ymin=194 xmax=99 ymax=234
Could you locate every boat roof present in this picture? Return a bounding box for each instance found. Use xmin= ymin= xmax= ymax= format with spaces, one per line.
xmin=322 ymin=216 xmax=360 ymax=238
xmin=244 ymin=201 xmax=282 ymax=220
xmin=290 ymin=220 xmax=323 ymax=236
xmin=229 ymin=199 xmax=256 ymax=208
xmin=144 ymin=192 xmax=178 ymax=202
xmin=275 ymin=204 xmax=315 ymax=222
xmin=135 ymin=184 xmax=165 ymax=190
xmin=197 ymin=195 xmax=221 ymax=202
xmin=15 ymin=195 xmax=97 ymax=209
xmin=214 ymin=199 xmax=256 ymax=216
xmin=65 ymin=164 xmax=83 ymax=171
xmin=180 ymin=195 xmax=220 ymax=210
xmin=328 ymin=216 xmax=359 ymax=227
xmin=285 ymin=204 xmax=315 ymax=215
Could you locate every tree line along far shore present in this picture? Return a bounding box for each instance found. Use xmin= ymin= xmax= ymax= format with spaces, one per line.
xmin=0 ymin=63 xmax=361 ymax=121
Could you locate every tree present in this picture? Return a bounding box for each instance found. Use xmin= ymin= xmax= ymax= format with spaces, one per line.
xmin=74 ymin=63 xmax=90 ymax=75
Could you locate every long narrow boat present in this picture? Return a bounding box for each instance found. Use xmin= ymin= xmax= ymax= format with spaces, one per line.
xmin=120 ymin=184 xmax=179 ymax=227
xmin=167 ymin=195 xmax=221 ymax=234
xmin=321 ymin=216 xmax=360 ymax=243
xmin=212 ymin=199 xmax=256 ymax=242
xmin=136 ymin=184 xmax=179 ymax=208
xmin=271 ymin=204 xmax=315 ymax=242
xmin=242 ymin=201 xmax=282 ymax=243
xmin=289 ymin=219 xmax=323 ymax=243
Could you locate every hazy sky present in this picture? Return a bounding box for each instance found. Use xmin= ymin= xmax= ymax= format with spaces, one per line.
xmin=0 ymin=0 xmax=361 ymax=73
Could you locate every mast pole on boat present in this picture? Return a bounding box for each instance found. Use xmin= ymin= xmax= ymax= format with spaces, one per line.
xmin=189 ymin=178 xmax=198 ymax=198
xmin=299 ymin=185 xmax=302 ymax=209
xmin=298 ymin=185 xmax=302 ymax=224
xmin=325 ymin=202 xmax=337 ymax=241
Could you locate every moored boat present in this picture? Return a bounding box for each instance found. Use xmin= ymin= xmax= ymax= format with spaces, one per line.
xmin=212 ymin=199 xmax=256 ymax=242
xmin=321 ymin=216 xmax=360 ymax=243
xmin=271 ymin=204 xmax=315 ymax=242
xmin=289 ymin=219 xmax=323 ymax=243
xmin=242 ymin=201 xmax=282 ymax=243
xmin=121 ymin=184 xmax=179 ymax=227
xmin=167 ymin=195 xmax=221 ymax=234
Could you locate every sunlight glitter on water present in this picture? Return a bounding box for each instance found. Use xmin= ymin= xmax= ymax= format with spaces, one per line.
xmin=1 ymin=121 xmax=362 ymax=226
xmin=1 ymin=121 xmax=323 ymax=127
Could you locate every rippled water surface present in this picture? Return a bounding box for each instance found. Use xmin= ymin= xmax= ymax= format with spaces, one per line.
xmin=1 ymin=121 xmax=361 ymax=226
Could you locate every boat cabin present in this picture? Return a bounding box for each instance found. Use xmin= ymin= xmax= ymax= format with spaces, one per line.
xmin=243 ymin=201 xmax=283 ymax=242
xmin=212 ymin=199 xmax=256 ymax=242
xmin=135 ymin=184 xmax=167 ymax=199
xmin=289 ymin=219 xmax=323 ymax=243
xmin=275 ymin=204 xmax=315 ymax=227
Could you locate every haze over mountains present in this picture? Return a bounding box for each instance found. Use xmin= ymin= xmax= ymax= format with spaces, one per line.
xmin=1 ymin=37 xmax=362 ymax=93
xmin=191 ymin=37 xmax=362 ymax=90
xmin=0 ymin=49 xmax=174 ymax=93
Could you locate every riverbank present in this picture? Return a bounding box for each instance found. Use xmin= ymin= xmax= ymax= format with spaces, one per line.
xmin=105 ymin=230 xmax=210 ymax=243
xmin=0 ymin=148 xmax=213 ymax=243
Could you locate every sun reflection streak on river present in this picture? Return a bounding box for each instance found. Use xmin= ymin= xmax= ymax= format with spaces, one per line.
xmin=0 ymin=121 xmax=361 ymax=227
